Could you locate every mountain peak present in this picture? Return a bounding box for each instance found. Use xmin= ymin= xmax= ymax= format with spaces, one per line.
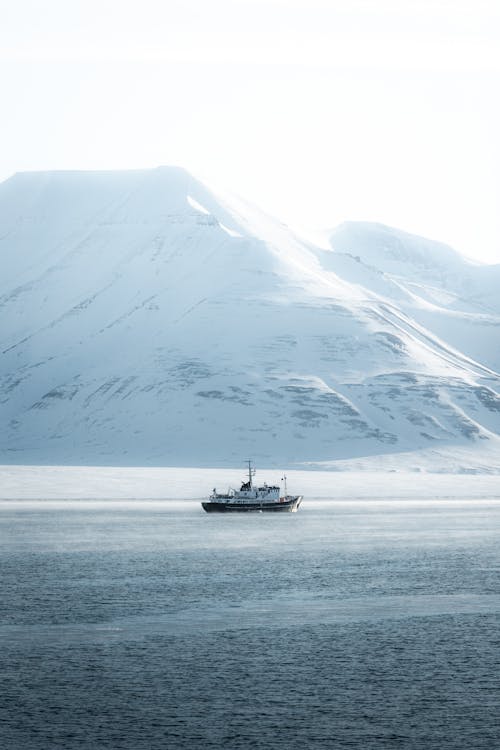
xmin=329 ymin=221 xmax=472 ymax=272
xmin=1 ymin=169 xmax=499 ymax=468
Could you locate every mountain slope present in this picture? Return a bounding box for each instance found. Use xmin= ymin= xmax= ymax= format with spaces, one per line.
xmin=1 ymin=168 xmax=499 ymax=468
xmin=325 ymin=221 xmax=500 ymax=373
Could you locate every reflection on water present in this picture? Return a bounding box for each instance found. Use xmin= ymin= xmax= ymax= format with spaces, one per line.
xmin=1 ymin=500 xmax=500 ymax=749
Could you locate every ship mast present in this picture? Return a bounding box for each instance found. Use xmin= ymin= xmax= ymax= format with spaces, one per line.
xmin=246 ymin=459 xmax=256 ymax=488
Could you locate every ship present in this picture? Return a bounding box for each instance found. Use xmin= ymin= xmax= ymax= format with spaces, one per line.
xmin=201 ymin=461 xmax=303 ymax=513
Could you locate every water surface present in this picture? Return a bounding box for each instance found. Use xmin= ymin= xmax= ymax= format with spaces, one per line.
xmin=1 ymin=499 xmax=499 ymax=749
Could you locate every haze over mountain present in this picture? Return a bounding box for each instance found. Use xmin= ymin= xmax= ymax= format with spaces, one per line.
xmin=1 ymin=167 xmax=499 ymax=470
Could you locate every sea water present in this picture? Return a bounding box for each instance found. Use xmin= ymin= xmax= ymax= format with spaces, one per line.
xmin=1 ymin=499 xmax=500 ymax=749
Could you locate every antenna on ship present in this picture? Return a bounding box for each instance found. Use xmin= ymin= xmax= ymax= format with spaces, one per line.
xmin=246 ymin=459 xmax=256 ymax=487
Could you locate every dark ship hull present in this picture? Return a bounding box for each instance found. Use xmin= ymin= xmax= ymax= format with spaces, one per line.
xmin=202 ymin=496 xmax=302 ymax=513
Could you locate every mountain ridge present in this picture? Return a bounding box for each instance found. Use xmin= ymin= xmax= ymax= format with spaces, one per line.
xmin=1 ymin=167 xmax=499 ymax=470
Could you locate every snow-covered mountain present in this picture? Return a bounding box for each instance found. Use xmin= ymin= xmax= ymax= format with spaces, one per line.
xmin=1 ymin=167 xmax=499 ymax=470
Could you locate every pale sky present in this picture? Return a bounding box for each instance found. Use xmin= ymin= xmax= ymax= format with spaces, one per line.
xmin=1 ymin=0 xmax=500 ymax=262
